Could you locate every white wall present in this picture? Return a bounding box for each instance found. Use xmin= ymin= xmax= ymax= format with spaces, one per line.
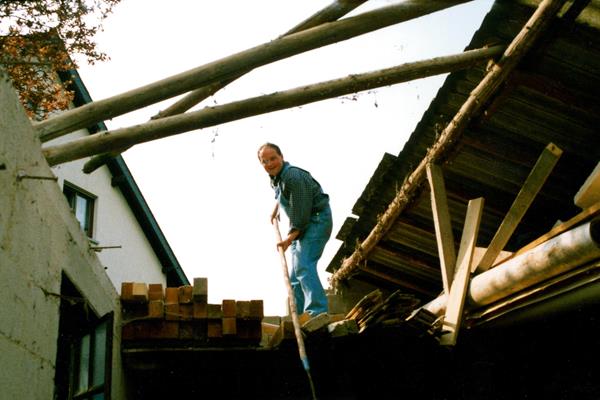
xmin=0 ymin=70 xmax=127 ymax=399
xmin=46 ymin=130 xmax=168 ymax=292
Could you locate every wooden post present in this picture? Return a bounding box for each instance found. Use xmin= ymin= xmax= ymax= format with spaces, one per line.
xmin=474 ymin=143 xmax=562 ymax=272
xmin=427 ymin=163 xmax=457 ymax=293
xmin=35 ymin=0 xmax=471 ymax=142
xmin=330 ymin=0 xmax=568 ymax=288
xmin=440 ymin=197 xmax=484 ymax=346
xmin=43 ymin=46 xmax=503 ymax=166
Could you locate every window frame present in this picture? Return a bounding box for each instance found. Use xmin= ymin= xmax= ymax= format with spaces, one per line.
xmin=63 ymin=181 xmax=97 ymax=239
xmin=70 ymin=312 xmax=114 ymax=400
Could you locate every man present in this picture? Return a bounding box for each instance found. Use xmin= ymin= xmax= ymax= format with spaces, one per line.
xmin=258 ymin=143 xmax=332 ymax=317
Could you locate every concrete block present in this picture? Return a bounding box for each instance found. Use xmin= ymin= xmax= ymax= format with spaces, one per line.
xmin=327 ymin=319 xmax=359 ymax=337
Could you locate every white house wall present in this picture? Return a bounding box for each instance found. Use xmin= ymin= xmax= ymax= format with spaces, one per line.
xmin=0 ymin=71 xmax=127 ymax=399
xmin=47 ymin=131 xmax=167 ymax=292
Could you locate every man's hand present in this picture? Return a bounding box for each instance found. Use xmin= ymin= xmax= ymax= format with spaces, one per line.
xmin=277 ymin=230 xmax=300 ymax=252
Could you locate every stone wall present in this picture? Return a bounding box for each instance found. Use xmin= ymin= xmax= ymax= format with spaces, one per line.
xmin=0 ymin=70 xmax=127 ymax=398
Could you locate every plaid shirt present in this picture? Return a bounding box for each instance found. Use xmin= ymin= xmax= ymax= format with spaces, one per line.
xmin=271 ymin=162 xmax=329 ymax=234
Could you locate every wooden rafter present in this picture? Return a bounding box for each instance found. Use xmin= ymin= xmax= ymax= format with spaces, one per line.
xmin=42 ymin=46 xmax=503 ymax=166
xmin=35 ymin=0 xmax=472 ymax=142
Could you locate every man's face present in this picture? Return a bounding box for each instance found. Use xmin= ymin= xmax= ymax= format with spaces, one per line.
xmin=259 ymin=146 xmax=284 ymax=177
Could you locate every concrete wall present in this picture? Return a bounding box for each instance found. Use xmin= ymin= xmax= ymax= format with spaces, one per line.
xmin=47 ymin=131 xmax=167 ymax=292
xmin=0 ymin=71 xmax=127 ymax=398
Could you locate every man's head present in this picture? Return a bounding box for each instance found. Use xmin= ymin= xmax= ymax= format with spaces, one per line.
xmin=258 ymin=143 xmax=284 ymax=177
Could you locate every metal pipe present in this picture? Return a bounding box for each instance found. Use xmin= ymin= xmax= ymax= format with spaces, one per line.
xmin=425 ymin=219 xmax=600 ymax=315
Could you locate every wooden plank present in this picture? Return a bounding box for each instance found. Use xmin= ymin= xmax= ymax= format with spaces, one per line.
xmin=574 ymin=161 xmax=600 ymax=209
xmin=426 ymin=163 xmax=457 ymax=293
xmin=475 ymin=143 xmax=562 ymax=272
xmin=440 ymin=197 xmax=484 ymax=346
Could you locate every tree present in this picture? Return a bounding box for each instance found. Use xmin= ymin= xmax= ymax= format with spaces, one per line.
xmin=0 ymin=0 xmax=121 ymax=119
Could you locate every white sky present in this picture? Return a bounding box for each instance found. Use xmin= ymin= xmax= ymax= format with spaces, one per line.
xmin=75 ymin=0 xmax=494 ymax=315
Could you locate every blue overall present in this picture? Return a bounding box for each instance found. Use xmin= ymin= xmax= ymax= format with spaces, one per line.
xmin=275 ymin=166 xmax=332 ymax=316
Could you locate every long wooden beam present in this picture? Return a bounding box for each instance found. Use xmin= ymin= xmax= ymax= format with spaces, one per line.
xmin=82 ymin=0 xmax=369 ymax=174
xmin=153 ymin=0 xmax=369 ymax=120
xmin=35 ymin=0 xmax=471 ymax=142
xmin=330 ymin=0 xmax=568 ymax=289
xmin=440 ymin=197 xmax=484 ymax=346
xmin=427 ymin=163 xmax=457 ymax=294
xmin=474 ymin=142 xmax=562 ymax=272
xmin=42 ymin=45 xmax=503 ymax=166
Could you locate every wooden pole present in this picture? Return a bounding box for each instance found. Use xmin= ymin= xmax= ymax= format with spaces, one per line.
xmin=272 ymin=218 xmax=318 ymax=400
xmin=42 ymin=45 xmax=503 ymax=166
xmin=35 ymin=0 xmax=472 ymax=142
xmin=82 ymin=0 xmax=368 ymax=174
xmin=154 ymin=0 xmax=369 ymax=119
xmin=330 ymin=0 xmax=568 ymax=289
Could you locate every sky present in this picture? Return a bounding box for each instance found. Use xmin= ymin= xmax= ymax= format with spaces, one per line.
xmin=75 ymin=0 xmax=494 ymax=315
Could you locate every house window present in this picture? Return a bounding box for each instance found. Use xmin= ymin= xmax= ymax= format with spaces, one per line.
xmin=55 ymin=275 xmax=113 ymax=400
xmin=63 ymin=182 xmax=96 ymax=238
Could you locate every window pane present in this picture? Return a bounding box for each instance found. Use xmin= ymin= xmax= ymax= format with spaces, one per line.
xmin=92 ymin=393 xmax=105 ymax=400
xmin=92 ymin=320 xmax=107 ymax=386
xmin=77 ymin=334 xmax=91 ymax=392
xmin=75 ymin=194 xmax=89 ymax=231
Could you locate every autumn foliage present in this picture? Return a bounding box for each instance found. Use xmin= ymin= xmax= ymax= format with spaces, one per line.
xmin=0 ymin=0 xmax=121 ymax=119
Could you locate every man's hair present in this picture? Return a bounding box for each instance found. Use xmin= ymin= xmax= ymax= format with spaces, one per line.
xmin=257 ymin=142 xmax=282 ymax=159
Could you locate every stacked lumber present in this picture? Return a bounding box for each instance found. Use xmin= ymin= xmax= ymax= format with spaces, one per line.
xmin=345 ymin=289 xmax=421 ymax=333
xmin=120 ymin=278 xmax=264 ymax=346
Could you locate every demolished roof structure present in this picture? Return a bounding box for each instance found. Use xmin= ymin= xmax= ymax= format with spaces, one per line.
xmin=328 ymin=0 xmax=600 ymax=333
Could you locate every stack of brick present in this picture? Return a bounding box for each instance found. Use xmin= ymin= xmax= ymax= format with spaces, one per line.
xmin=121 ymin=277 xmax=264 ymax=346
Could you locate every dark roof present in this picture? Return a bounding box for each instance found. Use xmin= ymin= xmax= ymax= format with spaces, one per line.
xmin=59 ymin=69 xmax=189 ymax=287
xmin=328 ymin=1 xmax=600 ymax=302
